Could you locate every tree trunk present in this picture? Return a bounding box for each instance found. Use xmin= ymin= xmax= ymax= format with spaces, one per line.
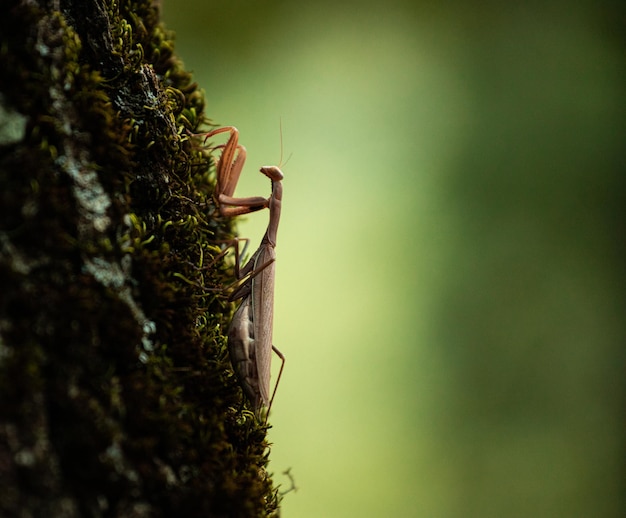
xmin=0 ymin=1 xmax=279 ymax=516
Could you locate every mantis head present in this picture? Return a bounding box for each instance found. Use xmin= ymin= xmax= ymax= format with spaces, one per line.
xmin=260 ymin=166 xmax=284 ymax=182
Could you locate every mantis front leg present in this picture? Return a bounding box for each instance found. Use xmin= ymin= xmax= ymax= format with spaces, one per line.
xmin=204 ymin=126 xmax=268 ymax=217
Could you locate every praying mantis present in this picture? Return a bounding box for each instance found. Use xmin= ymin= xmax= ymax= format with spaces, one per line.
xmin=204 ymin=126 xmax=285 ymax=420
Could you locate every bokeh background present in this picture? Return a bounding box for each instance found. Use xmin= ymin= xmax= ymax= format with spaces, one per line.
xmin=162 ymin=1 xmax=624 ymax=517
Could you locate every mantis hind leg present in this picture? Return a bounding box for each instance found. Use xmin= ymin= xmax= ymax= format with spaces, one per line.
xmin=263 ymin=345 xmax=285 ymax=424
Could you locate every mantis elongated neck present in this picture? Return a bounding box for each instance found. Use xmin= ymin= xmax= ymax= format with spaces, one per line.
xmin=264 ymin=181 xmax=282 ymax=247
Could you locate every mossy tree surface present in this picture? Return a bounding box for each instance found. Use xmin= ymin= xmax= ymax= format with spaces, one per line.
xmin=0 ymin=1 xmax=280 ymax=516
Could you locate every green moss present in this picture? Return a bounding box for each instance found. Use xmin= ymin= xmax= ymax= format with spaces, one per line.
xmin=0 ymin=1 xmax=280 ymax=516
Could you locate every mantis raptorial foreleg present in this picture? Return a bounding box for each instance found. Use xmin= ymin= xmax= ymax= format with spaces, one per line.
xmin=204 ymin=127 xmax=267 ymax=217
xmin=205 ymin=126 xmax=285 ymax=420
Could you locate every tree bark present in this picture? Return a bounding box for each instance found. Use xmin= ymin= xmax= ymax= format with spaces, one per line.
xmin=0 ymin=1 xmax=279 ymax=516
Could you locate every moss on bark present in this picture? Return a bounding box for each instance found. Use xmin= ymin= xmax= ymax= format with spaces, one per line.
xmin=0 ymin=1 xmax=280 ymax=516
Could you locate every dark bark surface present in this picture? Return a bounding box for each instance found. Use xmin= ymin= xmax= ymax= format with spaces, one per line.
xmin=0 ymin=1 xmax=279 ymax=516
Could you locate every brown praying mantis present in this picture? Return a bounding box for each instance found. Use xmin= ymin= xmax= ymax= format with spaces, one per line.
xmin=204 ymin=126 xmax=285 ymax=420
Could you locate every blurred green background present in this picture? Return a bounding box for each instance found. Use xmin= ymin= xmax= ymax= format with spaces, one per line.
xmin=162 ymin=1 xmax=624 ymax=516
